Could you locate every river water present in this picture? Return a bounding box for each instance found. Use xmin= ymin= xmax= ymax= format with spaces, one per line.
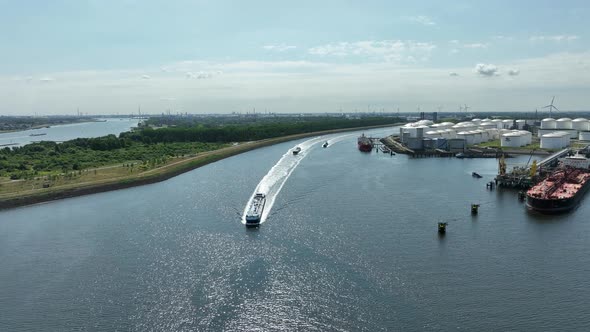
xmin=0 ymin=118 xmax=139 ymax=147
xmin=1 ymin=126 xmax=589 ymax=331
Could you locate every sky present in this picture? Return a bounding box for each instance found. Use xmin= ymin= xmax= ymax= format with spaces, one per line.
xmin=1 ymin=0 xmax=589 ymax=115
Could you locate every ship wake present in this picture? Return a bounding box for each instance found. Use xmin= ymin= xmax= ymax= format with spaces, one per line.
xmin=241 ymin=135 xmax=330 ymax=224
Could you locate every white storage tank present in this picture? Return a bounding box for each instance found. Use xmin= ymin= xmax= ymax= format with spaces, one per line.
xmin=445 ymin=129 xmax=457 ymax=139
xmin=501 ymin=131 xmax=523 ymax=147
xmin=518 ymin=130 xmax=532 ymax=145
xmin=477 ymin=129 xmax=490 ymax=142
xmin=541 ymin=118 xmax=556 ymax=129
xmin=502 ymin=119 xmax=514 ymax=129
xmin=470 ymin=130 xmax=482 ymax=144
xmin=541 ymin=131 xmax=570 ymax=149
xmin=572 ymin=118 xmax=590 ymax=131
xmin=491 ymin=119 xmax=503 ymax=129
xmin=479 ymin=122 xmax=497 ymax=130
xmin=416 ymin=120 xmax=434 ymax=126
xmin=556 ymin=118 xmax=572 ymax=129
xmin=457 ymin=131 xmax=475 ymax=145
xmin=425 ymin=130 xmax=440 ymax=138
xmin=579 ymin=131 xmax=590 ymax=141
xmin=516 ymin=119 xmax=526 ymax=129
xmin=486 ymin=129 xmax=499 ymax=140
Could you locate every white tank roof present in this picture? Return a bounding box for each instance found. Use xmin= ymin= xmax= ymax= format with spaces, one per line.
xmin=516 ymin=119 xmax=526 ymax=123
xmin=491 ymin=119 xmax=502 ymax=122
xmin=542 ymin=131 xmax=570 ymax=137
xmin=472 ymin=118 xmax=481 ymax=121
xmin=503 ymin=132 xmax=522 ymax=137
xmin=573 ymin=118 xmax=588 ymax=122
xmin=557 ymin=118 xmax=572 ymax=121
xmin=542 ymin=118 xmax=556 ymax=121
xmin=502 ymin=119 xmax=513 ymax=123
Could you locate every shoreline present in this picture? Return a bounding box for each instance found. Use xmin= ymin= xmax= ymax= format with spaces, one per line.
xmin=0 ymin=123 xmax=402 ymax=210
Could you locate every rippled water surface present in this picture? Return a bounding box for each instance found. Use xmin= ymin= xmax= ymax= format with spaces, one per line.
xmin=0 ymin=118 xmax=138 ymax=146
xmin=1 ymin=126 xmax=590 ymax=331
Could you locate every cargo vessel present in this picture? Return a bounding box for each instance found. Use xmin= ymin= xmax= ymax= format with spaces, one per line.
xmin=245 ymin=193 xmax=266 ymax=226
xmin=357 ymin=134 xmax=373 ymax=152
xmin=526 ymin=155 xmax=590 ymax=213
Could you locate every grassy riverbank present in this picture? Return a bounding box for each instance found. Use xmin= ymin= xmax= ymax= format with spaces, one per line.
xmin=0 ymin=123 xmax=401 ymax=210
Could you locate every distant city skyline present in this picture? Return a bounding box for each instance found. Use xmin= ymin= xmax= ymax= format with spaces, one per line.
xmin=1 ymin=0 xmax=589 ymax=115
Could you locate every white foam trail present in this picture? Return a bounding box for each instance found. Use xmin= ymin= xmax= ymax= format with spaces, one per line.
xmin=241 ymin=136 xmax=328 ymax=224
xmin=241 ymin=129 xmax=389 ymax=224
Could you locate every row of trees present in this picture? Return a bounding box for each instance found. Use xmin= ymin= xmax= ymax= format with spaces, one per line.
xmin=125 ymin=116 xmax=402 ymax=143
xmin=0 ymin=116 xmax=402 ymax=178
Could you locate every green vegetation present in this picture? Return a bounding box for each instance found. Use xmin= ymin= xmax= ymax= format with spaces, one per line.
xmin=475 ymin=139 xmax=547 ymax=151
xmin=0 ymin=116 xmax=402 ymax=180
xmin=138 ymin=116 xmax=403 ymax=142
xmin=0 ymin=136 xmax=225 ymax=179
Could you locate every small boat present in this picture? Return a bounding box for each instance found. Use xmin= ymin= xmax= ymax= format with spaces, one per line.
xmin=29 ymin=133 xmax=47 ymax=137
xmin=245 ymin=193 xmax=266 ymax=227
xmin=292 ymin=147 xmax=301 ymax=155
xmin=472 ymin=172 xmax=482 ymax=178
xmin=322 ymin=141 xmax=329 ymax=148
xmin=438 ymin=222 xmax=448 ymax=234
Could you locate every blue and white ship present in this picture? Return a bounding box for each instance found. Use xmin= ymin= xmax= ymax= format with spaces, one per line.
xmin=245 ymin=193 xmax=266 ymax=226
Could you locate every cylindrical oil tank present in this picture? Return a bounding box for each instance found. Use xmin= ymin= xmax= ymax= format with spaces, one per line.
xmin=541 ymin=132 xmax=570 ymax=149
xmin=501 ymin=131 xmax=523 ymax=147
xmin=572 ymin=118 xmax=590 ymax=131
xmin=556 ymin=118 xmax=572 ymax=129
xmin=579 ymin=131 xmax=590 ymax=141
xmin=541 ymin=118 xmax=556 ymax=129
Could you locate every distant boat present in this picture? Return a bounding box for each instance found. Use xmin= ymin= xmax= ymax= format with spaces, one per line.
xmin=322 ymin=141 xmax=329 ymax=148
xmin=472 ymin=172 xmax=482 ymax=178
xmin=29 ymin=133 xmax=47 ymax=137
xmin=293 ymin=147 xmax=301 ymax=155
xmin=245 ymin=193 xmax=266 ymax=227
xmin=358 ymin=134 xmax=372 ymax=152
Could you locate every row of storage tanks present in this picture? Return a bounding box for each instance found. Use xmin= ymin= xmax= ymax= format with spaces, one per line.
xmin=402 ymin=119 xmax=534 ymax=147
xmin=540 ymin=117 xmax=590 ymax=130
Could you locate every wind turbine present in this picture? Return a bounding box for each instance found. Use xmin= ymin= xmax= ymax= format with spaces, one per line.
xmin=542 ymin=96 xmax=560 ymax=117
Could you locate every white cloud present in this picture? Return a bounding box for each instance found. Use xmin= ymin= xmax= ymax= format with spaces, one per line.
xmin=3 ymin=52 xmax=590 ymax=115
xmin=449 ymin=72 xmax=459 ymax=77
xmin=308 ymin=40 xmax=436 ymax=62
xmin=406 ymin=15 xmax=436 ymax=26
xmin=530 ymin=35 xmax=579 ymax=42
xmin=263 ymin=44 xmax=297 ymax=52
xmin=474 ymin=63 xmax=499 ymax=76
xmin=141 ymin=75 xmax=151 ymax=79
xmin=186 ymin=71 xmax=215 ymax=79
xmin=507 ymin=68 xmax=520 ymax=76
xmin=463 ymin=43 xmax=488 ymax=49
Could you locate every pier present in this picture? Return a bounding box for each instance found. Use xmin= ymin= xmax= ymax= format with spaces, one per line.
xmin=495 ymin=149 xmax=571 ymax=189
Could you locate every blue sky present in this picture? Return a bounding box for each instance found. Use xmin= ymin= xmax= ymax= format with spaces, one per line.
xmin=1 ymin=0 xmax=589 ymax=114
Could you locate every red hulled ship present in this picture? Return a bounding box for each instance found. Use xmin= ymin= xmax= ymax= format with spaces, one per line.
xmin=358 ymin=134 xmax=373 ymax=152
xmin=526 ymin=160 xmax=590 ymax=213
